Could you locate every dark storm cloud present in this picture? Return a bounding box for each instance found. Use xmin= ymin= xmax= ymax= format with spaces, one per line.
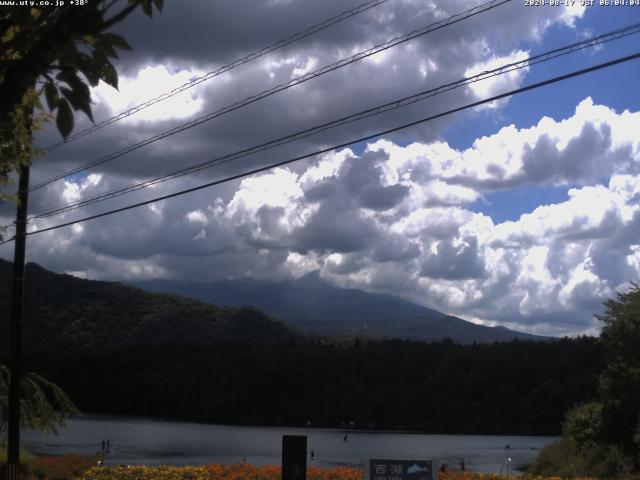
xmin=294 ymin=198 xmax=380 ymax=253
xmin=110 ymin=0 xmax=402 ymax=72
xmin=420 ymin=235 xmax=486 ymax=280
xmin=371 ymin=234 xmax=421 ymax=262
xmin=522 ymin=122 xmax=614 ymax=185
xmin=9 ymin=0 xmax=635 ymax=338
xmin=325 ymin=252 xmax=366 ymax=275
xmin=340 ymin=152 xmax=409 ymax=210
xmin=303 ymin=178 xmax=338 ymax=202
xmin=25 ymin=0 xmax=582 ymax=202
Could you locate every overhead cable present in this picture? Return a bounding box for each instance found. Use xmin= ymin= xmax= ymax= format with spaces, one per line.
xmin=28 ymin=22 xmax=640 ymax=220
xmin=29 ymin=0 xmax=510 ymax=192
xmin=41 ymin=0 xmax=394 ymax=152
xmin=8 ymin=50 xmax=637 ymax=240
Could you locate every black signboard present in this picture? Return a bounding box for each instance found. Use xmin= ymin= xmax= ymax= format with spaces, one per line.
xmin=367 ymin=459 xmax=433 ymax=480
xmin=282 ymin=435 xmax=307 ymax=480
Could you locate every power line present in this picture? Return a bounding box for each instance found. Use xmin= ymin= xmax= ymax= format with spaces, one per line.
xmin=28 ymin=0 xmax=510 ymax=193
xmin=10 ymin=50 xmax=638 ymax=240
xmin=0 ymin=234 xmax=16 ymax=246
xmin=32 ymin=0 xmax=508 ymax=190
xmin=28 ymin=22 xmax=640 ymax=220
xmin=41 ymin=0 xmax=394 ymax=152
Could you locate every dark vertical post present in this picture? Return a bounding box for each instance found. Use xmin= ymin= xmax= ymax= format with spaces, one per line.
xmin=282 ymin=435 xmax=307 ymax=480
xmin=7 ymin=164 xmax=30 ymax=480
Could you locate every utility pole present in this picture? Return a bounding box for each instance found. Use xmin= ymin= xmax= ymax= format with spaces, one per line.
xmin=7 ymin=164 xmax=30 ymax=480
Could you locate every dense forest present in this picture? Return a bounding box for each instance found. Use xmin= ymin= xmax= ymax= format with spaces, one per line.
xmin=0 ymin=260 xmax=300 ymax=351
xmin=22 ymin=337 xmax=602 ymax=435
xmin=0 ymin=260 xmax=604 ymax=435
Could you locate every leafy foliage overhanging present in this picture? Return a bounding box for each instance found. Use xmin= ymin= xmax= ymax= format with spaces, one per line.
xmin=530 ymin=283 xmax=640 ymax=478
xmin=0 ymin=0 xmax=163 ymax=206
xmin=0 ymin=364 xmax=79 ymax=443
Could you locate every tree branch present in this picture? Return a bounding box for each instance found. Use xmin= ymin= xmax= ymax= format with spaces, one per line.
xmin=103 ymin=2 xmax=139 ymax=29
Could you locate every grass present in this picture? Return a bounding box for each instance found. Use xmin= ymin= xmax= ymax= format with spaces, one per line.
xmin=1 ymin=450 xmax=93 ymax=480
xmin=0 ymin=447 xmax=35 ymax=464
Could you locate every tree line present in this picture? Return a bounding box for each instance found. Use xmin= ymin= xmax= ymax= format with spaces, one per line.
xmin=22 ymin=336 xmax=602 ymax=435
xmin=529 ymin=284 xmax=640 ymax=478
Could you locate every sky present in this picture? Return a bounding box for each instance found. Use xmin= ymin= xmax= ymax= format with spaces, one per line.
xmin=2 ymin=0 xmax=640 ymax=337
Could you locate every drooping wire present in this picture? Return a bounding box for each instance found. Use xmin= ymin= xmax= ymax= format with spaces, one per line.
xmin=11 ymin=50 xmax=639 ymax=239
xmin=28 ymin=0 xmax=511 ymax=193
xmin=41 ymin=0 xmax=394 ymax=152
xmin=27 ymin=22 xmax=640 ymax=220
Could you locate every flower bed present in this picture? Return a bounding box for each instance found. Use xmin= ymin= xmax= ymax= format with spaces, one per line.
xmin=28 ymin=454 xmax=96 ymax=480
xmin=7 ymin=460 xmax=631 ymax=480
xmin=77 ymin=464 xmax=363 ymax=480
xmin=437 ymin=472 xmax=601 ymax=480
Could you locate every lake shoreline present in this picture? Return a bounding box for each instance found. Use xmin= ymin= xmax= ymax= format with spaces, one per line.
xmin=22 ymin=414 xmax=555 ymax=474
xmin=69 ymin=412 xmax=558 ymax=438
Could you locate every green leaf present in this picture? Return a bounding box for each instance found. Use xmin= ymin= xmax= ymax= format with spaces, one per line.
xmin=101 ymin=33 xmax=132 ymax=52
xmin=44 ymin=82 xmax=58 ymax=111
xmin=141 ymin=0 xmax=153 ymax=17
xmin=101 ymin=61 xmax=118 ymax=90
xmin=83 ymin=69 xmax=101 ymax=88
xmin=1 ymin=25 xmax=19 ymax=44
xmin=32 ymin=95 xmax=44 ymax=112
xmin=76 ymin=52 xmax=100 ymax=87
xmin=91 ymin=50 xmax=118 ymax=89
xmin=58 ymin=72 xmax=92 ymax=115
xmin=55 ymin=68 xmax=75 ymax=85
xmin=82 ymin=34 xmax=97 ymax=46
xmin=95 ymin=38 xmax=118 ymax=59
xmin=58 ymin=43 xmax=79 ymax=67
xmin=56 ymin=98 xmax=74 ymax=139
xmin=152 ymin=0 xmax=164 ymax=12
xmin=64 ymin=72 xmax=88 ymax=97
xmin=91 ymin=49 xmax=109 ymax=69
xmin=60 ymin=86 xmax=93 ymax=122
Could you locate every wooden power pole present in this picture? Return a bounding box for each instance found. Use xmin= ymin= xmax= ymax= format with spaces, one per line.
xmin=6 ymin=164 xmax=30 ymax=480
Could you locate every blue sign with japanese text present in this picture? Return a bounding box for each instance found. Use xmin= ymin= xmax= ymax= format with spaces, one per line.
xmin=367 ymin=459 xmax=433 ymax=480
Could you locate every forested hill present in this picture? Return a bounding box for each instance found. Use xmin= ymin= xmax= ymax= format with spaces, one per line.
xmin=0 ymin=260 xmax=604 ymax=434
xmin=0 ymin=260 xmax=300 ymax=353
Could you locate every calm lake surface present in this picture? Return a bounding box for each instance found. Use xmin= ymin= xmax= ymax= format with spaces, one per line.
xmin=22 ymin=415 xmax=556 ymax=474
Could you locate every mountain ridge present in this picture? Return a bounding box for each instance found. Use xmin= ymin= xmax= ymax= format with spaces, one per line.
xmin=0 ymin=259 xmax=300 ymax=354
xmin=132 ymin=273 xmax=547 ymax=343
xmin=0 ymin=259 xmax=547 ymax=347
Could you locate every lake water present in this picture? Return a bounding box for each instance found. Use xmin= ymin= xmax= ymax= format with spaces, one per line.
xmin=22 ymin=415 xmax=556 ymax=474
